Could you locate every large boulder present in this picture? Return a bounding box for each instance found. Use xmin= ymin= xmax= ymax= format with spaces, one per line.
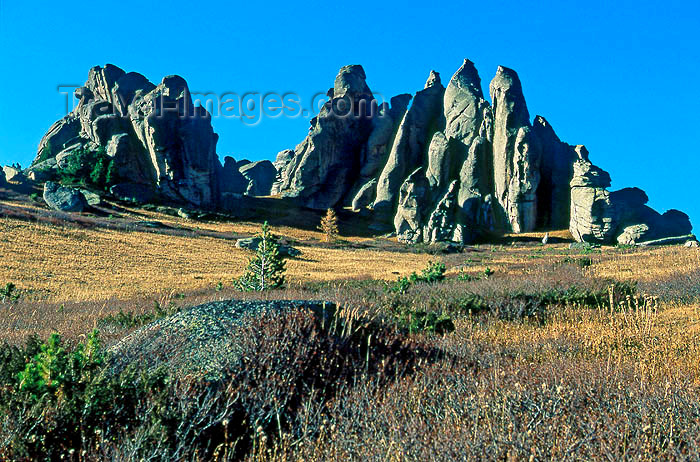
xmin=2 ymin=166 xmax=24 ymax=183
xmin=36 ymin=115 xmax=82 ymax=162
xmin=568 ymin=146 xmax=617 ymax=243
xmin=235 ymin=237 xmax=301 ymax=257
xmin=219 ymin=156 xmax=248 ymax=195
xmin=239 ymin=160 xmax=277 ymax=196
xmin=43 ymin=181 xmax=88 ymax=212
xmin=25 ymin=158 xmax=58 ymax=182
xmin=107 ymin=300 xmax=335 ymax=378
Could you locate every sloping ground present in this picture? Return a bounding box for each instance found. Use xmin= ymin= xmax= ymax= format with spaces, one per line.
xmin=0 ymin=195 xmax=436 ymax=302
xmin=107 ymin=299 xmax=335 ymax=379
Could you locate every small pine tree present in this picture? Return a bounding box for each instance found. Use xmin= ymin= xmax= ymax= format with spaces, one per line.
xmin=236 ymin=222 xmax=287 ymax=291
xmin=318 ymin=208 xmax=339 ymax=242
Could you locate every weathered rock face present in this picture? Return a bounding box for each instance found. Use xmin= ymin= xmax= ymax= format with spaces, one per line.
xmin=272 ymin=60 xmax=691 ymax=244
xmin=273 ymin=65 xmax=376 ymax=209
xmin=569 ymin=148 xmax=692 ymax=244
xmin=489 ymin=66 xmax=541 ymax=233
xmin=235 ymin=237 xmax=301 ymax=257
xmin=2 ymin=166 xmax=24 ymax=183
xmin=569 ymin=146 xmax=617 ymax=243
xmin=348 ymin=95 xmax=412 ymax=210
xmin=374 ymin=72 xmax=445 ymax=216
xmin=33 ymin=65 xmax=222 ymax=208
xmin=43 ymin=181 xmax=87 ymax=212
xmin=219 ymin=156 xmax=248 ymax=195
xmin=394 ymin=168 xmax=431 ymax=243
xmin=239 ymin=160 xmax=277 ymax=196
xmin=270 ymin=150 xmax=295 ymax=195
xmin=532 ymin=116 xmax=576 ymax=229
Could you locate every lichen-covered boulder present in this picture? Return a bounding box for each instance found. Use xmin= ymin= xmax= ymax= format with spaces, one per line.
xmin=43 ymin=181 xmax=88 ymax=212
xmin=107 ymin=300 xmax=335 ymax=379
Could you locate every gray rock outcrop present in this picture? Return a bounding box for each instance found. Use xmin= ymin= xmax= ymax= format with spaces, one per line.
xmin=273 ymin=60 xmax=691 ymax=245
xmin=43 ymin=181 xmax=88 ymax=212
xmin=394 ymin=168 xmax=431 ymax=243
xmin=3 ymin=166 xmax=24 ymax=183
xmin=235 ymin=237 xmax=301 ymax=257
xmin=489 ymin=66 xmax=541 ymax=233
xmin=569 ymin=148 xmax=692 ymax=244
xmin=532 ymin=116 xmax=576 ymax=229
xmin=33 ymin=64 xmax=223 ymax=208
xmin=273 ymin=65 xmax=376 ymax=209
xmin=219 ymin=156 xmax=248 ymax=195
xmin=374 ymin=71 xmax=445 ymax=217
xmin=239 ymin=160 xmax=277 ymax=196
xmin=108 ymin=299 xmax=334 ymax=378
xmin=568 ymin=146 xmax=617 ymax=243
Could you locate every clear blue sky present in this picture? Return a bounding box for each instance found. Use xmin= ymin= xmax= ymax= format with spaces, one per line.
xmin=1 ymin=1 xmax=698 ymax=227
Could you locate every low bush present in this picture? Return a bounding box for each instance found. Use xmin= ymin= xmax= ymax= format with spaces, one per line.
xmin=98 ymin=300 xmax=181 ymax=329
xmin=0 ymin=283 xmax=19 ymax=302
xmin=58 ymin=146 xmax=118 ymax=190
xmin=392 ymin=308 xmax=455 ymax=335
xmin=0 ymin=306 xmax=440 ymax=460
xmin=388 ymin=261 xmax=446 ymax=294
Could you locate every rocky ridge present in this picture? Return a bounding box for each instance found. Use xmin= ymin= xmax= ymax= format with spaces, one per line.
xmin=26 ymin=61 xmax=692 ymax=245
xmin=30 ymin=65 xmax=274 ymax=208
xmin=272 ymin=60 xmax=691 ymax=245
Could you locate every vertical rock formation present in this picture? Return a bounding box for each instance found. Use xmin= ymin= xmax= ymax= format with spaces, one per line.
xmin=489 ymin=66 xmax=541 ymax=233
xmin=219 ymin=156 xmax=249 ymax=196
xmin=374 ymin=71 xmax=445 ymax=217
xmin=440 ymin=59 xmax=494 ymax=239
xmin=239 ymin=160 xmax=277 ymax=196
xmin=349 ymin=94 xmax=412 ymax=210
xmin=568 ymin=146 xmax=618 ymax=243
xmin=33 ymin=65 xmax=223 ymax=208
xmin=274 ymin=60 xmax=691 ymax=244
xmin=568 ymin=145 xmax=692 ymax=244
xmin=532 ymin=116 xmax=576 ymax=229
xmin=272 ymin=65 xmax=376 ymax=210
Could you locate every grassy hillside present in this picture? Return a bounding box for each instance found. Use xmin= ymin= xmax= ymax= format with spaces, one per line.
xmin=1 ymin=193 xmax=699 ymax=460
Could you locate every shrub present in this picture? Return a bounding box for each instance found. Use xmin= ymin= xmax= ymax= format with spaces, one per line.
xmin=393 ymin=308 xmax=455 ymax=335
xmin=98 ymin=301 xmax=181 ymax=329
xmin=0 ymin=283 xmax=20 ymax=302
xmin=236 ymin=222 xmax=287 ymax=291
xmin=388 ymin=261 xmax=446 ymax=294
xmin=0 ymin=331 xmax=174 ymax=460
xmin=562 ymin=256 xmax=593 ymax=268
xmin=58 ymin=145 xmax=118 ymax=190
xmin=318 ymin=208 xmax=339 ymax=242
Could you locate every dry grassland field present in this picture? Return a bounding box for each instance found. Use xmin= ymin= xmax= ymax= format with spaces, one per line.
xmin=1 ymin=195 xmax=700 ymax=460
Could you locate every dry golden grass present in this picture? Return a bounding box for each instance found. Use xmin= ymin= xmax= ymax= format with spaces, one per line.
xmin=592 ymin=245 xmax=700 ymax=282
xmin=0 ymin=213 xmax=432 ymax=302
xmin=2 ymin=198 xmax=700 ymax=460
